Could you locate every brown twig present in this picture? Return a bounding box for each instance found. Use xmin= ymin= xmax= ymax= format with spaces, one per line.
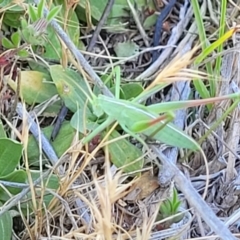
xmin=87 ymin=0 xmax=115 ymax=53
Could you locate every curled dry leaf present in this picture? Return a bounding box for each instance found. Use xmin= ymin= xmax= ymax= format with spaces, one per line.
xmin=124 ymin=171 xmax=160 ymax=201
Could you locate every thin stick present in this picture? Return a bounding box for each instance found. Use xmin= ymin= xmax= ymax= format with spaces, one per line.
xmin=16 ymin=103 xmax=63 ymax=173
xmin=127 ymin=0 xmax=149 ymax=47
xmin=51 ymin=104 xmax=68 ymax=141
xmin=0 ymin=170 xmax=51 ymax=217
xmin=87 ymin=0 xmax=115 ymax=52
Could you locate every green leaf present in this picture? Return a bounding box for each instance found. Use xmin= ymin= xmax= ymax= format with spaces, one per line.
xmin=172 ymin=201 xmax=181 ymax=213
xmin=160 ymin=200 xmax=172 ymax=215
xmin=17 ymin=49 xmax=29 ymax=57
xmin=7 ymin=71 xmax=58 ymax=105
xmin=114 ymin=41 xmax=139 ymax=58
xmin=1 ymin=37 xmax=14 ymax=49
xmin=94 ymin=78 xmax=143 ymax=101
xmin=28 ymin=4 xmax=38 ymax=22
xmin=172 ymin=212 xmax=184 ymax=223
xmin=0 ymin=206 xmax=12 ymax=240
xmin=103 ymin=130 xmax=144 ymax=173
xmin=49 ymin=65 xmax=92 ymax=112
xmin=20 ymin=18 xmax=28 ymax=29
xmin=41 ymin=100 xmax=62 ymax=117
xmin=10 ymin=32 xmax=20 ymax=47
xmin=37 ymin=0 xmax=45 ymax=18
xmin=120 ymin=83 xmax=143 ymax=100
xmin=76 ymin=0 xmax=155 ymax=31
xmin=3 ymin=11 xmax=23 ymax=28
xmin=172 ymin=188 xmax=178 ymax=204
xmin=46 ymin=5 xmax=62 ymax=22
xmin=143 ymin=14 xmax=157 ymax=29
xmin=109 ymin=83 xmax=143 ymax=100
xmin=0 ymin=170 xmax=27 ymax=201
xmin=0 ymin=139 xmax=22 ymax=176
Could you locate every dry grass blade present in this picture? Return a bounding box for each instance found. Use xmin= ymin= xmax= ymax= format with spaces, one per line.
xmin=145 ymin=46 xmax=207 ymax=91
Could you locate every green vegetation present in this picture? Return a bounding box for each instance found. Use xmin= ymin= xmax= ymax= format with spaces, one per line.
xmin=0 ymin=0 xmax=238 ymax=239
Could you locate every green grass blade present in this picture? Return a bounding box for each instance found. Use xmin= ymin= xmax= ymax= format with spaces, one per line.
xmin=214 ymin=0 xmax=227 ymax=78
xmin=114 ymin=66 xmax=121 ymax=99
xmin=191 ymin=0 xmax=213 ymax=98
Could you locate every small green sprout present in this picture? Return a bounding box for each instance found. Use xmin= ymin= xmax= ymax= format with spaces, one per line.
xmin=156 ymin=188 xmax=184 ymax=227
xmin=1 ymin=31 xmax=29 ymax=57
xmin=20 ymin=0 xmax=62 ymax=46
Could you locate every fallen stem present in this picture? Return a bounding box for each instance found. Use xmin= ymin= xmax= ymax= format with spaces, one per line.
xmin=87 ymin=0 xmax=115 ymax=52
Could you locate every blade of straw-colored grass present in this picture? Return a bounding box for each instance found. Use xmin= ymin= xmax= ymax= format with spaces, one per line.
xmin=145 ymin=47 xmax=199 ymax=91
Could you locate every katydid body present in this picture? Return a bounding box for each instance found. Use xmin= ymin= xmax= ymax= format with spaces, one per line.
xmin=86 ymin=95 xmax=200 ymax=150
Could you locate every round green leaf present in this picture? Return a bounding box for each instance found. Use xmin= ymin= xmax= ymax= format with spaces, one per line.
xmin=0 ymin=139 xmax=22 ymax=176
xmin=0 ymin=170 xmax=27 ymax=201
xmin=7 ymin=71 xmax=58 ymax=105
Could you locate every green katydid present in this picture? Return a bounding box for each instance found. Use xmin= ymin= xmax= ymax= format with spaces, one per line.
xmin=83 ymin=91 xmax=240 ymax=151
xmin=82 ymin=95 xmax=200 ymax=150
